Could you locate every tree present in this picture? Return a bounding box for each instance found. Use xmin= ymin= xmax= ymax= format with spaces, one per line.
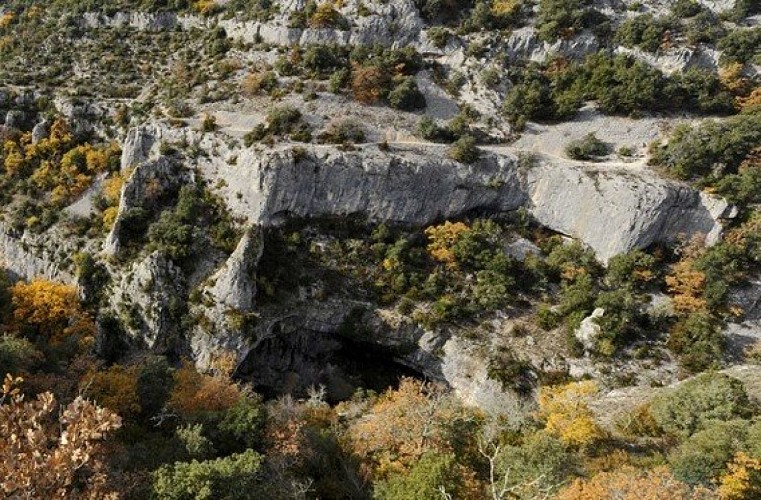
xmin=347 ymin=378 xmax=467 ymax=478
xmin=10 ymin=279 xmax=94 ymax=341
xmin=388 ymin=77 xmax=426 ymax=111
xmin=649 ymin=373 xmax=752 ymax=438
xmin=536 ymin=381 xmax=606 ymax=448
xmin=81 ymin=364 xmax=142 ymax=419
xmin=351 ymin=64 xmax=391 ymax=104
xmin=152 ymin=449 xmax=264 ymax=500
xmin=565 ymin=133 xmax=610 ymax=161
xmin=447 ymin=135 xmax=481 ymax=164
xmin=492 ymin=432 xmax=578 ymax=498
xmin=425 ymin=221 xmax=471 ymax=268
xmin=168 ymin=361 xmax=243 ymax=420
xmin=670 ymin=420 xmax=750 ymax=486
xmin=555 ymin=466 xmax=704 ymax=500
xmin=0 ymin=375 xmax=121 ymax=499
xmin=719 ymin=452 xmax=761 ymax=500
xmin=373 ymin=453 xmax=463 ymax=500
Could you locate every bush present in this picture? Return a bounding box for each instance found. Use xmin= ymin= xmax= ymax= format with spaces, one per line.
xmin=671 ymin=0 xmax=705 ymax=18
xmin=614 ymin=14 xmax=670 ymax=52
xmin=670 ymin=420 xmax=749 ymax=486
xmin=667 ymin=312 xmax=725 ymax=373
xmin=447 ymin=135 xmax=480 ymax=163
xmin=649 ymin=114 xmax=761 ymax=180
xmin=536 ymin=0 xmax=610 ymax=41
xmin=649 ymin=372 xmax=752 ymax=438
xmin=388 ymin=77 xmax=426 ymax=111
xmin=152 ymin=450 xmax=264 ymax=499
xmin=496 ymin=433 xmax=578 ymax=497
xmin=319 ymin=119 xmax=365 ymax=144
xmin=565 ymin=133 xmax=610 ymax=161
xmin=718 ymin=28 xmax=761 ymax=65
xmin=351 ymin=64 xmax=392 ymax=104
xmin=374 ymin=453 xmax=463 ymax=500
xmin=240 ymin=71 xmax=277 ymax=97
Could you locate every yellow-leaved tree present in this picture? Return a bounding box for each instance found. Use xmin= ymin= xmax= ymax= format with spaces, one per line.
xmin=10 ymin=279 xmax=95 ymax=341
xmin=555 ymin=465 xmax=710 ymax=500
xmin=718 ymin=452 xmax=761 ymax=500
xmin=424 ymin=221 xmax=471 ymax=268
xmin=536 ymin=380 xmax=606 ymax=448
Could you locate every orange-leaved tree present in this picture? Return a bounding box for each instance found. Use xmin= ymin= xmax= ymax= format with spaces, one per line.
xmin=346 ymin=377 xmax=473 ymax=479
xmin=555 ymin=465 xmax=710 ymax=500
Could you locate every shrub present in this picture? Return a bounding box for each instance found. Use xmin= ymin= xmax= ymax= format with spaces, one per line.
xmin=564 ymin=133 xmax=610 ymax=161
xmin=649 ymin=372 xmax=752 ymax=438
xmin=670 ymin=420 xmax=749 ymax=486
xmin=374 ymin=453 xmax=463 ymax=500
xmin=152 ymin=450 xmax=264 ymax=499
xmin=536 ymin=0 xmax=609 ymax=41
xmin=496 ymin=433 xmax=578 ymax=498
xmin=351 ymin=64 xmax=392 ymax=104
xmin=418 ymin=116 xmax=455 ymax=142
xmin=426 ymin=26 xmax=449 ymax=48
xmin=388 ymin=77 xmax=426 ymax=111
xmin=447 ymin=135 xmax=480 ymax=163
xmin=319 ymin=119 xmax=365 ymax=144
xmin=671 ymin=0 xmax=704 ymax=18
xmin=614 ymin=14 xmax=670 ymax=52
xmin=266 ymin=105 xmax=302 ymax=135
xmin=667 ymin=312 xmax=725 ymax=373
xmin=201 ymin=114 xmax=216 ymax=132
xmin=649 ymin=114 xmax=761 ymax=180
xmin=309 ymin=2 xmax=347 ymax=29
xmin=240 ymin=71 xmax=277 ymax=97
xmin=718 ymin=28 xmax=761 ymax=65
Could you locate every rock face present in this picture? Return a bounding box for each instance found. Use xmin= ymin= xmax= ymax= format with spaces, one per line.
xmin=109 ymin=251 xmax=186 ymax=350
xmin=104 ymin=155 xmax=185 ymax=256
xmin=31 ymin=120 xmax=49 ymax=144
xmin=505 ymin=27 xmax=600 ymax=63
xmin=525 ymin=161 xmax=732 ymax=262
xmin=0 ymin=223 xmax=74 ymax=283
xmin=220 ymin=0 xmax=424 ymax=48
xmin=212 ymin=144 xmax=730 ymax=263
xmin=221 ymin=146 xmax=527 ymax=226
xmin=121 ymin=126 xmax=159 ymax=170
xmin=208 ymin=227 xmax=263 ymax=312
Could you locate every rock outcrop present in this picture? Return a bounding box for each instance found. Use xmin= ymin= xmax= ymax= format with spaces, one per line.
xmin=208 ymin=227 xmax=263 ymax=312
xmin=525 ymin=161 xmax=733 ymax=262
xmin=210 ymin=144 xmax=730 ymax=263
xmin=109 ymin=251 xmax=186 ymax=350
xmin=104 ymin=155 xmax=185 ymax=256
xmin=575 ymin=308 xmax=605 ymax=353
xmin=0 ymin=223 xmax=75 ymax=284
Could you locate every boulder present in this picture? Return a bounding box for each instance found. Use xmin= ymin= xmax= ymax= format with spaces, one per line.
xmin=575 ymin=308 xmax=605 ymax=353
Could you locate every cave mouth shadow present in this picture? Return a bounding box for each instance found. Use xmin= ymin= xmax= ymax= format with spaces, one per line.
xmin=236 ymin=331 xmax=425 ymax=404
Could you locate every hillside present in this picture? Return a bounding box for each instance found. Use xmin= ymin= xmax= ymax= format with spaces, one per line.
xmin=1 ymin=0 xmax=760 ymax=498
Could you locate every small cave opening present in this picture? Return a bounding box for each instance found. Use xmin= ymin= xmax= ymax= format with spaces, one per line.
xmin=235 ymin=329 xmax=425 ymax=404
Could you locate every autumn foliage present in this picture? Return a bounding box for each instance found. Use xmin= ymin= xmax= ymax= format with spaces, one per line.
xmin=425 ymin=221 xmax=471 ymax=268
xmin=10 ymin=279 xmax=94 ymax=341
xmin=556 ymin=466 xmax=710 ymax=500
xmin=167 ymin=361 xmax=243 ymax=418
xmin=0 ymin=375 xmax=121 ymax=499
xmin=537 ymin=381 xmax=606 ymax=448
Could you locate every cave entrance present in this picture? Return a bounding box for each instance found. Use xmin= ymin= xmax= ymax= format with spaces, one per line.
xmin=235 ymin=329 xmax=424 ymax=404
